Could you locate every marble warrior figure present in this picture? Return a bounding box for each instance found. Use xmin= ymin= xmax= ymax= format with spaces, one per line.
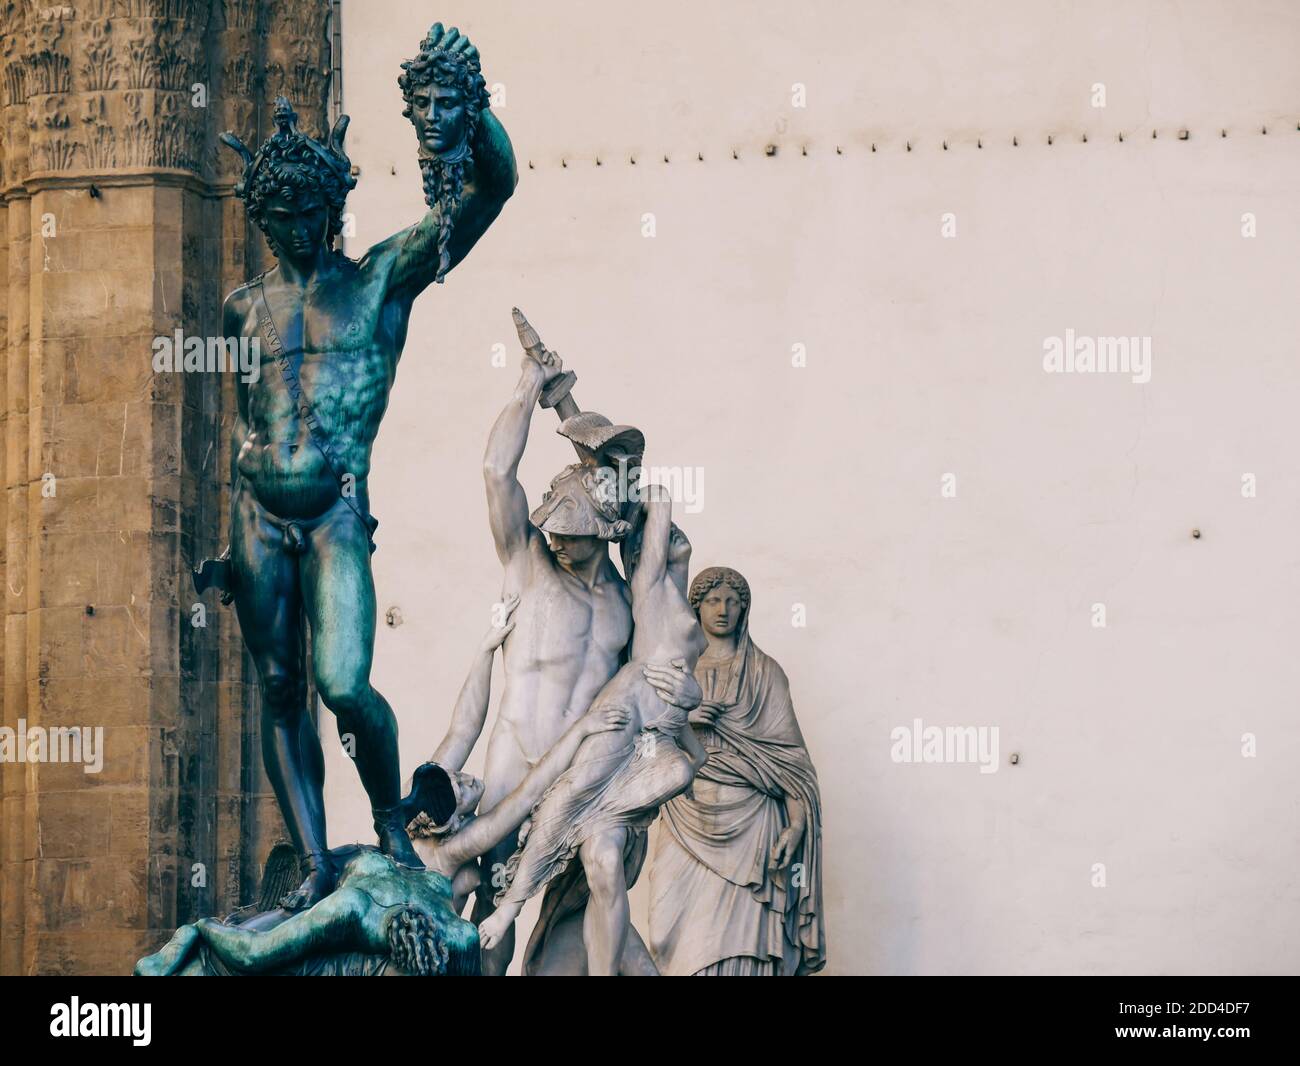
xmin=474 ymin=312 xmax=703 ymax=973
xmin=200 ymin=23 xmax=517 ymax=911
xmin=480 ymin=486 xmax=711 ymax=976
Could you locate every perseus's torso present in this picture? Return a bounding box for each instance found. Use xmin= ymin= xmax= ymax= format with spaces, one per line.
xmin=233 ymin=258 xmax=409 ymax=519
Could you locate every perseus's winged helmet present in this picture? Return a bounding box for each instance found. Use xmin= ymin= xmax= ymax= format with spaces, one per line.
xmin=219 ymin=97 xmax=357 ymax=202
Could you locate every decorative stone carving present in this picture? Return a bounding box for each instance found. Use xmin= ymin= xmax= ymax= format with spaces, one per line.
xmin=219 ymin=0 xmax=261 ymax=33
xmin=2 ymin=22 xmax=31 ymax=106
xmin=28 ymin=16 xmax=71 ymax=96
xmin=29 ymin=95 xmax=76 ymax=171
xmin=80 ymin=92 xmax=114 ymax=169
xmin=79 ymin=19 xmax=117 ymax=92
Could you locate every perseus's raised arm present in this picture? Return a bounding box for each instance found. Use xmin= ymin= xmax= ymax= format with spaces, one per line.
xmin=380 ymin=24 xmax=518 ymax=299
xmin=443 ymin=109 xmax=517 ymax=267
xmin=385 ymin=111 xmax=516 ymax=298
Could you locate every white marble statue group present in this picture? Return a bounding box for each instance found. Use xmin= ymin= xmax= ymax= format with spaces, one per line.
xmin=405 ymin=311 xmax=828 ymax=976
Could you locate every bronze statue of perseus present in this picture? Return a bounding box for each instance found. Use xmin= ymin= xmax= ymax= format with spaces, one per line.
xmin=204 ymin=23 xmax=517 ymax=911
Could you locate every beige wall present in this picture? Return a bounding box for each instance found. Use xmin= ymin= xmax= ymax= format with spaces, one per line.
xmin=332 ymin=0 xmax=1300 ymax=974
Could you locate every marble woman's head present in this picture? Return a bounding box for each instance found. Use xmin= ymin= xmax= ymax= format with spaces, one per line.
xmin=689 ymin=566 xmax=751 ymax=639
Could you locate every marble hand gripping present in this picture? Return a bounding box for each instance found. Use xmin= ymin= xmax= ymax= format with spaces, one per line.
xmin=512 ymin=307 xmax=646 ymax=474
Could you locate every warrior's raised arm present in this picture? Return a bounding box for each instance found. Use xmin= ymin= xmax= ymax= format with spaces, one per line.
xmin=373 ymin=23 xmax=517 ymax=299
xmin=483 ymin=346 xmax=555 ymax=567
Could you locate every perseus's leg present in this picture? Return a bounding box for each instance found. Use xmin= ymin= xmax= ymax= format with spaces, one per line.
xmin=301 ymin=506 xmax=421 ymax=868
xmin=230 ymin=486 xmax=333 ymax=908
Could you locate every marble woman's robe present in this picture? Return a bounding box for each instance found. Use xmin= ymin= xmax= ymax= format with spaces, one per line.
xmin=648 ymin=634 xmax=825 ymax=976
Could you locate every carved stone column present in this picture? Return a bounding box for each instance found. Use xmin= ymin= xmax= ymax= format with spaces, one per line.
xmin=0 ymin=0 xmax=332 ymax=975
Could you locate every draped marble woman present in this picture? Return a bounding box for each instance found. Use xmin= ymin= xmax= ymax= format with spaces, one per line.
xmin=648 ymin=566 xmax=826 ymax=975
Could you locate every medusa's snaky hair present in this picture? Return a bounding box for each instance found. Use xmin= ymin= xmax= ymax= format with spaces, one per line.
xmin=384 ymin=904 xmax=481 ymax=976
xmin=398 ymin=35 xmax=491 ymax=128
xmin=397 ymin=34 xmax=492 ymax=283
xmin=385 ymin=905 xmax=448 ymax=976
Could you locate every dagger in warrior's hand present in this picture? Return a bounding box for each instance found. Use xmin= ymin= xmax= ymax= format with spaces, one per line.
xmin=511 ymin=308 xmax=646 ymax=477
xmin=513 ymin=307 xmax=580 ymax=421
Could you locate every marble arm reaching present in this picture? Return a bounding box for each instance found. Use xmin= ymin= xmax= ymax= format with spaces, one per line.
xmin=430 ymin=594 xmax=519 ymax=770
xmin=438 ymin=707 xmax=630 ymax=870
